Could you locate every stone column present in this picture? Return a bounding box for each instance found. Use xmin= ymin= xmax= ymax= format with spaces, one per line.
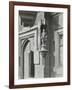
xmin=39 ymin=18 xmax=48 ymax=78
xmin=40 ymin=48 xmax=48 ymax=77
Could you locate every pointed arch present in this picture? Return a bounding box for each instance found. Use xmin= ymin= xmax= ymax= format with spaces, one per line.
xmin=21 ymin=38 xmax=34 ymax=78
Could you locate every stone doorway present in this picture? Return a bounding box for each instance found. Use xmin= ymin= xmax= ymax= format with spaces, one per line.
xmin=23 ymin=38 xmax=34 ymax=78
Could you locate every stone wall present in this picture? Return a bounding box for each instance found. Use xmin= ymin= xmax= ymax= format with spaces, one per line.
xmin=45 ymin=12 xmax=63 ymax=77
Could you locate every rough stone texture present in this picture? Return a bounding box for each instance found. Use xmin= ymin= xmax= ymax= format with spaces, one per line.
xmin=44 ymin=12 xmax=63 ymax=77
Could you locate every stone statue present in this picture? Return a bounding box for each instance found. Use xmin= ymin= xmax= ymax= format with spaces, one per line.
xmin=41 ymin=28 xmax=47 ymax=45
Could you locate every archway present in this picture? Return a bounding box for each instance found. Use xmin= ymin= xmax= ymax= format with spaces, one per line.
xmin=22 ymin=39 xmax=34 ymax=79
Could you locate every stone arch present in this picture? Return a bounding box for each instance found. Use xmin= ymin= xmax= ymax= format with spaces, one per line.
xmin=21 ymin=38 xmax=34 ymax=78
